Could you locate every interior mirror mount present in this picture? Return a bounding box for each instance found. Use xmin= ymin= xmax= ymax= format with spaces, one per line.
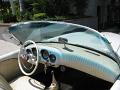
xmin=58 ymin=37 xmax=68 ymax=48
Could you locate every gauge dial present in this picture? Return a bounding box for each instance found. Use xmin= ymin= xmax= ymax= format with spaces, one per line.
xmin=26 ymin=49 xmax=32 ymax=54
xmin=49 ymin=54 xmax=56 ymax=63
xmin=32 ymin=48 xmax=37 ymax=56
xmin=41 ymin=50 xmax=49 ymax=60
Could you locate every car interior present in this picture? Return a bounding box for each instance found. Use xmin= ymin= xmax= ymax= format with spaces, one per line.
xmin=0 ymin=39 xmax=116 ymax=90
xmin=0 ymin=22 xmax=120 ymax=90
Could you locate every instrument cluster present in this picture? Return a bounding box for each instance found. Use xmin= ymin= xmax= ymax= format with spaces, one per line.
xmin=25 ymin=45 xmax=61 ymax=65
xmin=40 ymin=49 xmax=56 ymax=64
xmin=26 ymin=47 xmax=37 ymax=56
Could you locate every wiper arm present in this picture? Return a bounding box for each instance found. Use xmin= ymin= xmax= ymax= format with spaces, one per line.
xmin=36 ymin=41 xmax=59 ymax=43
xmin=70 ymin=43 xmax=120 ymax=64
xmin=9 ymin=32 xmax=23 ymax=45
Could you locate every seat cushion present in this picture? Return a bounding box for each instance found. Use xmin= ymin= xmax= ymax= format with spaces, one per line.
xmin=10 ymin=76 xmax=45 ymax=90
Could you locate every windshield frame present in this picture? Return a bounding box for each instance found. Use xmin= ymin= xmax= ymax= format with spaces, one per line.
xmin=9 ymin=21 xmax=106 ymax=43
xmin=8 ymin=21 xmax=120 ymax=64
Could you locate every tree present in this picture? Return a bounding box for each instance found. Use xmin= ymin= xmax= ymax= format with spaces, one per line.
xmin=10 ymin=0 xmax=88 ymax=21
xmin=75 ymin=0 xmax=88 ymax=16
xmin=0 ymin=0 xmax=10 ymax=15
xmin=0 ymin=0 xmax=3 ymax=8
xmin=19 ymin=0 xmax=24 ymax=13
xmin=45 ymin=0 xmax=70 ymax=16
xmin=0 ymin=0 xmax=3 ymax=20
xmin=9 ymin=0 xmax=15 ymax=15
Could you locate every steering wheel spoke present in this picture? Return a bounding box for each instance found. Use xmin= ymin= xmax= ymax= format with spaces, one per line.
xmin=18 ymin=40 xmax=39 ymax=76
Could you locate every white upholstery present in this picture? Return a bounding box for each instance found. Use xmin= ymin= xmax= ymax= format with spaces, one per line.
xmin=0 ymin=40 xmax=19 ymax=56
xmin=101 ymin=32 xmax=120 ymax=57
xmin=10 ymin=76 xmax=45 ymax=90
xmin=0 ymin=40 xmax=19 ymax=62
xmin=110 ymin=77 xmax=120 ymax=90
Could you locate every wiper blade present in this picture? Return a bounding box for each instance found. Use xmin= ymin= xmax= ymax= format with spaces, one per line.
xmin=9 ymin=32 xmax=23 ymax=45
xmin=36 ymin=41 xmax=59 ymax=43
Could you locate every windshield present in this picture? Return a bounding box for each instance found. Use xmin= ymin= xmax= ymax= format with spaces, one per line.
xmin=9 ymin=21 xmax=116 ymax=59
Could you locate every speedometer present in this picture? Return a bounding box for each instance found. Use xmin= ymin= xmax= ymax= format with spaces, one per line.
xmin=41 ymin=50 xmax=49 ymax=60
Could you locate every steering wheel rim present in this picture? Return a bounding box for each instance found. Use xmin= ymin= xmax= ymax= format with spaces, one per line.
xmin=18 ymin=40 xmax=39 ymax=76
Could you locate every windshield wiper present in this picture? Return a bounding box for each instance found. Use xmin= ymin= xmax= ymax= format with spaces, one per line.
xmin=9 ymin=32 xmax=23 ymax=45
xmin=68 ymin=43 xmax=119 ymax=62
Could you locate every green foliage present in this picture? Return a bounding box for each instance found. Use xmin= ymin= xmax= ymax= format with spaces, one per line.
xmin=45 ymin=0 xmax=70 ymax=16
xmin=1 ymin=0 xmax=88 ymax=22
xmin=33 ymin=13 xmax=47 ymax=20
xmin=75 ymin=0 xmax=88 ymax=16
xmin=2 ymin=14 xmax=17 ymax=23
xmin=19 ymin=0 xmax=88 ymax=20
xmin=55 ymin=16 xmax=68 ymax=20
xmin=0 ymin=0 xmax=17 ymax=22
xmin=0 ymin=0 xmax=11 ymax=15
xmin=24 ymin=0 xmax=46 ymax=13
xmin=0 ymin=15 xmax=2 ymax=21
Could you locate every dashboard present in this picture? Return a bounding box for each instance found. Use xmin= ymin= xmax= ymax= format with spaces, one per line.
xmin=39 ymin=46 xmax=62 ymax=65
xmin=25 ymin=45 xmax=62 ymax=66
xmin=24 ymin=43 xmax=120 ymax=83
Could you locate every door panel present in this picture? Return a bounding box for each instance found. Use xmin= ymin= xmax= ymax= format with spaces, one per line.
xmin=0 ymin=58 xmax=22 ymax=82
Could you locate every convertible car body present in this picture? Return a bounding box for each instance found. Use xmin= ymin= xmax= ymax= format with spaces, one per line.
xmin=101 ymin=32 xmax=120 ymax=57
xmin=0 ymin=21 xmax=120 ymax=90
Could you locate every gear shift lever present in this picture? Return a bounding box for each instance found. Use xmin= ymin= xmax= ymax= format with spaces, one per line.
xmin=48 ymin=71 xmax=58 ymax=90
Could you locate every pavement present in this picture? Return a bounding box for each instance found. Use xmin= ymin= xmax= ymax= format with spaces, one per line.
xmin=0 ymin=23 xmax=11 ymax=39
xmin=0 ymin=27 xmax=8 ymax=40
xmin=0 ymin=24 xmax=19 ymax=45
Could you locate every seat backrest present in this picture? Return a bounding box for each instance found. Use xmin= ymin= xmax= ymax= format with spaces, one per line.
xmin=0 ymin=75 xmax=12 ymax=90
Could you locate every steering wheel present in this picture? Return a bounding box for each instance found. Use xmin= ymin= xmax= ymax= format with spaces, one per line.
xmin=18 ymin=40 xmax=39 ymax=75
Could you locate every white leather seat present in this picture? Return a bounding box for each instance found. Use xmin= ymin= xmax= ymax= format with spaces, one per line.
xmin=0 ymin=74 xmax=45 ymax=90
xmin=10 ymin=76 xmax=45 ymax=90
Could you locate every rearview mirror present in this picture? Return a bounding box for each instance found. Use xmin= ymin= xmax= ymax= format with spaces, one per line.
xmin=58 ymin=37 xmax=68 ymax=44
